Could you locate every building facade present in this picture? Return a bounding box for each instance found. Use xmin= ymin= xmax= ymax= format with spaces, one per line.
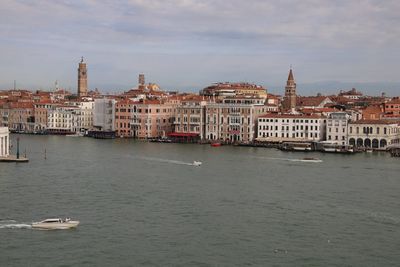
xmin=47 ymin=106 xmax=80 ymax=134
xmin=131 ymin=100 xmax=174 ymax=139
xmin=115 ymin=99 xmax=134 ymax=137
xmin=0 ymin=127 xmax=9 ymax=157
xmin=205 ymin=102 xmax=266 ymax=143
xmin=257 ymin=114 xmax=326 ymax=142
xmin=173 ymin=100 xmax=206 ymax=140
xmin=348 ymin=120 xmax=400 ymax=149
xmin=326 ymin=112 xmax=351 ymax=145
xmin=93 ymin=98 xmax=116 ymax=131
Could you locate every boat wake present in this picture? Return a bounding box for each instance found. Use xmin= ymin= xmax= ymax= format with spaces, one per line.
xmin=136 ymin=156 xmax=201 ymax=166
xmin=0 ymin=220 xmax=32 ymax=229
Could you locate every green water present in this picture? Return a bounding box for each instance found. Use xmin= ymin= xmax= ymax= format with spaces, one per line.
xmin=0 ymin=135 xmax=399 ymax=266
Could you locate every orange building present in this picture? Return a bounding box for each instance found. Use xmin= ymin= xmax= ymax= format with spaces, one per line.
xmin=115 ymin=99 xmax=135 ymax=137
xmin=131 ymin=100 xmax=175 ymax=139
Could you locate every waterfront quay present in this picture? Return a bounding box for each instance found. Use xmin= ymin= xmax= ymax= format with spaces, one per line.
xmin=1 ymin=61 xmax=400 ymax=154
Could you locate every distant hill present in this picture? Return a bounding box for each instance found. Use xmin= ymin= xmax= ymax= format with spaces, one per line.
xmin=268 ymin=81 xmax=400 ymax=97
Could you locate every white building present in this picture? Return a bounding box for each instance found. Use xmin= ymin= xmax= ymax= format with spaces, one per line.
xmin=257 ymin=114 xmax=326 ymax=142
xmin=326 ymin=112 xmax=351 ymax=145
xmin=348 ymin=120 xmax=400 ymax=150
xmin=0 ymin=127 xmax=10 ymax=157
xmin=47 ymin=106 xmax=80 ymax=133
xmin=93 ymin=98 xmax=116 ymax=131
xmin=76 ymin=101 xmax=94 ymax=131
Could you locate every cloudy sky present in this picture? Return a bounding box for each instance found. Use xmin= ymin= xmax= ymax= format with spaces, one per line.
xmin=0 ymin=0 xmax=399 ymax=95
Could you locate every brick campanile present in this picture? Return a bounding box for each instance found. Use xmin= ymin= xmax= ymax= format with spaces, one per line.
xmin=283 ymin=68 xmax=296 ymax=110
xmin=78 ymin=57 xmax=88 ymax=97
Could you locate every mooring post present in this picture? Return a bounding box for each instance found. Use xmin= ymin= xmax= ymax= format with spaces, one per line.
xmin=16 ymin=137 xmax=20 ymax=159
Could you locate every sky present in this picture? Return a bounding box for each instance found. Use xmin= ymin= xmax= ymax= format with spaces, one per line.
xmin=0 ymin=0 xmax=399 ymax=95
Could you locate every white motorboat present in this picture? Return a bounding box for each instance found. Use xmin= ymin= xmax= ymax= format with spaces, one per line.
xmin=193 ymin=161 xmax=202 ymax=166
xmin=31 ymin=218 xmax=79 ymax=230
xmin=66 ymin=133 xmax=84 ymax=137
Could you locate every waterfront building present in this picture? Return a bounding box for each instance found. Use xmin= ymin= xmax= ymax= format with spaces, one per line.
xmin=115 ymin=99 xmax=135 ymax=137
xmin=200 ymin=82 xmax=267 ymax=99
xmin=47 ymin=106 xmax=82 ymax=134
xmin=131 ymin=100 xmax=174 ymax=139
xmin=173 ymin=98 xmax=207 ymax=141
xmin=77 ymin=101 xmax=94 ymax=132
xmin=77 ymin=57 xmax=88 ymax=97
xmin=326 ymin=112 xmax=351 ymax=145
xmin=282 ymin=69 xmax=297 ymax=110
xmin=33 ymin=102 xmax=59 ymax=132
xmin=0 ymin=127 xmax=9 ymax=157
xmin=7 ymin=102 xmax=35 ymax=132
xmin=205 ymin=99 xmax=268 ymax=143
xmin=93 ymin=98 xmax=116 ymax=132
xmin=257 ymin=114 xmax=326 ymax=142
xmin=348 ymin=120 xmax=400 ymax=149
xmin=0 ymin=103 xmax=10 ymax=127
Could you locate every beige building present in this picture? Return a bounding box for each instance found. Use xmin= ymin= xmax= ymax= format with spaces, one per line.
xmin=7 ymin=102 xmax=35 ymax=132
xmin=348 ymin=120 xmax=400 ymax=150
xmin=0 ymin=127 xmax=9 ymax=157
xmin=173 ymin=99 xmax=207 ymax=141
xmin=205 ymin=100 xmax=267 ymax=143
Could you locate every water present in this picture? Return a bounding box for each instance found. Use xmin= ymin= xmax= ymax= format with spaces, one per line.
xmin=0 ymin=135 xmax=399 ymax=266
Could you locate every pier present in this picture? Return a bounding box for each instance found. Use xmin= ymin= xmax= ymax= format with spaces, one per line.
xmin=0 ymin=155 xmax=29 ymax=162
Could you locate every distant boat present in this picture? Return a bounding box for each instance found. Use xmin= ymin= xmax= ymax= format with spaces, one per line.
xmin=301 ymin=157 xmax=323 ymax=163
xmin=366 ymin=148 xmax=373 ymax=153
xmin=193 ymin=161 xmax=202 ymax=166
xmin=211 ymin=142 xmax=222 ymax=147
xmin=31 ymin=218 xmax=79 ymax=230
xmin=66 ymin=132 xmax=84 ymax=137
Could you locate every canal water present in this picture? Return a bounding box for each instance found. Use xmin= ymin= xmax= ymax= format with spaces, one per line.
xmin=0 ymin=135 xmax=399 ymax=266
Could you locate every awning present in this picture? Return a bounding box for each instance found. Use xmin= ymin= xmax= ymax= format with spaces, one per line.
xmin=167 ymin=132 xmax=199 ymax=137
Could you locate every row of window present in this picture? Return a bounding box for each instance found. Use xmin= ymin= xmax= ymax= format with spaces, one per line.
xmin=259 ymin=118 xmax=324 ymax=123
xmin=260 ymin=132 xmax=319 ymax=138
xmin=259 ymin=125 xmax=319 ymax=131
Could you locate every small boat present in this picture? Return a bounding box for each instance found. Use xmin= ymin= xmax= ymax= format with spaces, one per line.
xmin=211 ymin=142 xmax=222 ymax=147
xmin=365 ymin=148 xmax=373 ymax=153
xmin=193 ymin=161 xmax=202 ymax=166
xmin=301 ymin=157 xmax=323 ymax=163
xmin=31 ymin=218 xmax=79 ymax=230
xmin=66 ymin=133 xmax=84 ymax=137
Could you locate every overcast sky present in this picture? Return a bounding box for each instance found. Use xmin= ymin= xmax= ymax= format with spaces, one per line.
xmin=0 ymin=0 xmax=399 ymax=95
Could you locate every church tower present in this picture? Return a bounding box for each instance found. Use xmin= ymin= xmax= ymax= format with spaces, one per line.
xmin=77 ymin=57 xmax=88 ymax=97
xmin=283 ymin=68 xmax=296 ymax=110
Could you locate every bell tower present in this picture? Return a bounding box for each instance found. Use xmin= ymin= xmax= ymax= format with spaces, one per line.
xmin=78 ymin=57 xmax=88 ymax=97
xmin=283 ymin=68 xmax=296 ymax=110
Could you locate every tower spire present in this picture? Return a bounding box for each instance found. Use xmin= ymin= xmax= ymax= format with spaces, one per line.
xmin=288 ymin=66 xmax=294 ymax=81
